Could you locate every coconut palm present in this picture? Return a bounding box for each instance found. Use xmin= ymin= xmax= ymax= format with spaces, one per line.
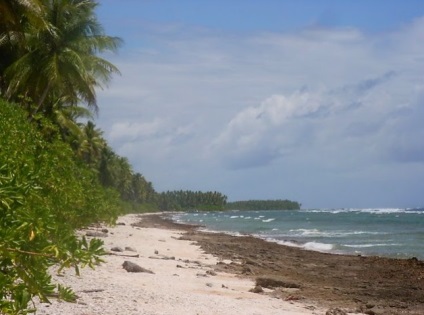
xmin=0 ymin=0 xmax=43 ymax=30
xmin=49 ymin=102 xmax=92 ymax=146
xmin=0 ymin=0 xmax=45 ymax=94
xmin=77 ymin=120 xmax=105 ymax=166
xmin=3 ymin=0 xmax=121 ymax=117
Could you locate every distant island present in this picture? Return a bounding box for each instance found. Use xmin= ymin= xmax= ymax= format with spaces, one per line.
xmin=225 ymin=199 xmax=301 ymax=211
xmin=156 ymin=191 xmax=300 ymax=212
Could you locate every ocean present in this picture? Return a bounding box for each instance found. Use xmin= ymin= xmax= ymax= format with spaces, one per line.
xmin=173 ymin=208 xmax=424 ymax=260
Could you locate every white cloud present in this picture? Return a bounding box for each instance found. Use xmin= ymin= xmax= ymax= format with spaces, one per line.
xmin=97 ymin=15 xmax=424 ymax=207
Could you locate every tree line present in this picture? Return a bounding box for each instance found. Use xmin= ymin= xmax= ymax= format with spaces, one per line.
xmin=157 ymin=190 xmax=228 ymax=211
xmin=225 ymin=199 xmax=301 ymax=211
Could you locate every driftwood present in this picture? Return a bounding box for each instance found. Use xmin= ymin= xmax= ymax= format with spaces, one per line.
xmin=85 ymin=231 xmax=108 ymax=238
xmin=148 ymin=255 xmax=175 ymax=260
xmin=81 ymin=289 xmax=105 ymax=293
xmin=106 ymin=252 xmax=140 ymax=258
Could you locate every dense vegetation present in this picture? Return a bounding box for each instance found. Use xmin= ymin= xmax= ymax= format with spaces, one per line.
xmin=0 ymin=99 xmax=117 ymax=313
xmin=157 ymin=190 xmax=227 ymax=211
xmin=0 ymin=1 xmax=149 ymax=313
xmin=225 ymin=199 xmax=301 ymax=210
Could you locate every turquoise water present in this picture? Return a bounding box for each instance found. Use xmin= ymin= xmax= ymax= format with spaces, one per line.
xmin=174 ymin=208 xmax=424 ymax=260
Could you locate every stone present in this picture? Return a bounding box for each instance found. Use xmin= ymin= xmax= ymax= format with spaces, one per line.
xmin=249 ymin=285 xmax=264 ymax=293
xmin=111 ymin=247 xmax=123 ymax=252
xmin=325 ymin=308 xmax=347 ymax=315
xmin=122 ymin=261 xmax=154 ymax=274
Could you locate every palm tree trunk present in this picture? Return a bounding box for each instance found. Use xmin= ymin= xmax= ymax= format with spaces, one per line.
xmin=30 ymin=81 xmax=52 ymax=120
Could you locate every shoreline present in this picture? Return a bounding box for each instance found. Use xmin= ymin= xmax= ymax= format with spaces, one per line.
xmin=34 ymin=213 xmax=326 ymax=315
xmin=177 ymin=220 xmax=422 ymax=262
xmin=136 ymin=213 xmax=424 ymax=315
xmin=172 ymin=210 xmax=424 ymax=261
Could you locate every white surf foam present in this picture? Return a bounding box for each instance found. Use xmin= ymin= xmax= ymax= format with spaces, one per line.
xmin=303 ymin=241 xmax=334 ymax=251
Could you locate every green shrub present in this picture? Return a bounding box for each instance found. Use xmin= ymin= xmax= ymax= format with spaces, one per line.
xmin=0 ymin=99 xmax=122 ymax=314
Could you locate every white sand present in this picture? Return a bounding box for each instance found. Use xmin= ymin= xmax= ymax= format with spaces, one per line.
xmin=34 ymin=214 xmax=327 ymax=315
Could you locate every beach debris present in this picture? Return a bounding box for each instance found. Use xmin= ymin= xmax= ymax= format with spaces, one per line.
xmin=356 ymin=304 xmax=377 ymax=315
xmin=245 ymin=257 xmax=262 ymax=266
xmin=122 ymin=261 xmax=154 ymax=274
xmin=81 ymin=289 xmax=105 ymax=293
xmin=242 ymin=265 xmax=253 ymax=275
xmin=107 ymin=252 xmax=139 ymax=258
xmin=285 ymin=295 xmax=303 ymax=301
xmin=325 ymin=308 xmax=348 ymax=315
xmin=154 ymin=250 xmax=159 ymax=254
xmin=196 ymin=273 xmax=208 ymax=277
xmin=255 ymin=277 xmax=300 ymax=289
xmin=149 ymin=255 xmax=175 ymax=260
xmin=110 ymin=246 xmax=123 ymax=252
xmin=249 ymin=285 xmax=264 ymax=294
xmin=85 ymin=231 xmax=108 ymax=238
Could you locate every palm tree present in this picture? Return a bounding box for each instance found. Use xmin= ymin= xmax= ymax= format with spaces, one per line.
xmin=98 ymin=146 xmax=133 ymax=199
xmin=0 ymin=0 xmax=45 ymax=94
xmin=114 ymin=156 xmax=133 ymax=200
xmin=3 ymin=0 xmax=121 ymax=117
xmin=77 ymin=120 xmax=105 ymax=166
xmin=0 ymin=0 xmax=43 ymax=29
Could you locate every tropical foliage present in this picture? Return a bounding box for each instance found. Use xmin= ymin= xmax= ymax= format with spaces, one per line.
xmin=157 ymin=190 xmax=228 ymax=211
xmin=2 ymin=0 xmax=122 ymax=118
xmin=0 ymin=1 xmax=129 ymax=314
xmin=0 ymin=99 xmax=119 ymax=314
xmin=225 ymin=199 xmax=301 ymax=211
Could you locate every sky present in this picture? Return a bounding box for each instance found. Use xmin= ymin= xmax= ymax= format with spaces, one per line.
xmin=94 ymin=0 xmax=424 ymax=209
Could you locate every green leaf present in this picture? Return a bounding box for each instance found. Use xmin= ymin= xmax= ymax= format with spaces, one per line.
xmin=57 ymin=285 xmax=77 ymax=303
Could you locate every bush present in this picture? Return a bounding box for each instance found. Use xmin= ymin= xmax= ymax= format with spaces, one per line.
xmin=0 ymin=99 xmax=121 ymax=314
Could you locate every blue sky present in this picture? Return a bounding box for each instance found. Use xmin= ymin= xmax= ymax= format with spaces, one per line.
xmin=94 ymin=0 xmax=424 ymax=208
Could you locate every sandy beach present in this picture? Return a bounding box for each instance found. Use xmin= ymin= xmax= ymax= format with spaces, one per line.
xmin=34 ymin=214 xmax=326 ymax=315
xmin=33 ymin=213 xmax=424 ymax=315
xmin=134 ymin=214 xmax=424 ymax=315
